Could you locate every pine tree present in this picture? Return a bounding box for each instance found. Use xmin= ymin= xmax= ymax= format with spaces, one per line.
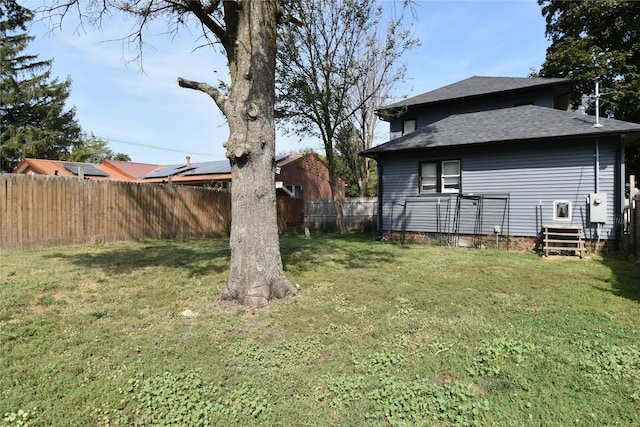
xmin=0 ymin=0 xmax=82 ymax=172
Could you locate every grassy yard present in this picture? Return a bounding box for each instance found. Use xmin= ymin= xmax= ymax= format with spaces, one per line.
xmin=1 ymin=233 xmax=639 ymax=426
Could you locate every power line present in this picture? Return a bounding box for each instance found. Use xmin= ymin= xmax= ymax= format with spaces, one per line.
xmin=97 ymin=135 xmax=224 ymax=159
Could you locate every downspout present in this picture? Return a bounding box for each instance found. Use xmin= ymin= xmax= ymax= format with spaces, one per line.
xmin=615 ymin=135 xmax=625 ymax=248
xmin=593 ymin=79 xmax=602 ymax=242
xmin=593 ymin=80 xmax=605 ymax=247
xmin=594 ymin=137 xmax=603 ymax=249
xmin=595 ymin=138 xmax=600 ymax=194
xmin=376 ymin=160 xmax=384 ymax=238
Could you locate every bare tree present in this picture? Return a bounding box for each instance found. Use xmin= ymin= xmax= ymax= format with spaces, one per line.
xmin=338 ymin=15 xmax=415 ymax=198
xmin=42 ymin=0 xmax=296 ymax=307
xmin=277 ymin=0 xmax=417 ymax=231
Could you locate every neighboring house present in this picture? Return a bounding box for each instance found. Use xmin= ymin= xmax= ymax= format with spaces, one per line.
xmin=276 ymin=152 xmax=344 ymax=201
xmin=361 ymin=76 xmax=640 ymax=245
xmin=13 ymin=152 xmax=340 ymax=200
xmin=139 ymin=156 xmax=233 ymax=188
xmin=12 ymin=158 xmax=150 ymax=181
xmin=138 ymin=152 xmax=342 ymax=199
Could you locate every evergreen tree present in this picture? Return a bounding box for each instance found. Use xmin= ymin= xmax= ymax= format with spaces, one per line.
xmin=0 ymin=0 xmax=82 ymax=172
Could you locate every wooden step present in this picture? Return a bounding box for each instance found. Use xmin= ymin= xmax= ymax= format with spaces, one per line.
xmin=542 ymin=225 xmax=585 ymax=258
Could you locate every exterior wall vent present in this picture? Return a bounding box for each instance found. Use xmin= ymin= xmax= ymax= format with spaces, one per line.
xmin=553 ymin=200 xmax=572 ymax=221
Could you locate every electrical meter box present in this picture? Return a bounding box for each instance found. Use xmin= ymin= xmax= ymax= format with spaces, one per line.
xmin=589 ymin=193 xmax=607 ymax=223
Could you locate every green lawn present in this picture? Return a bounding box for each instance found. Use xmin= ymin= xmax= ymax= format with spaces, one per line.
xmin=1 ymin=233 xmax=639 ymax=426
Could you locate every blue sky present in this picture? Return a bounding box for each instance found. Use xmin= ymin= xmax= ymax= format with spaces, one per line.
xmin=24 ymin=0 xmax=550 ymax=165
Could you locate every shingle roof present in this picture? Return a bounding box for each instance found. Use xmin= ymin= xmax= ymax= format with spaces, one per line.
xmin=380 ymin=76 xmax=572 ymax=110
xmin=362 ymin=105 xmax=640 ymax=156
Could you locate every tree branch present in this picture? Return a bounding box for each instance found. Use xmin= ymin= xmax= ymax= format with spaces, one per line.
xmin=177 ymin=77 xmax=228 ymax=116
xmin=182 ymin=0 xmax=230 ymax=54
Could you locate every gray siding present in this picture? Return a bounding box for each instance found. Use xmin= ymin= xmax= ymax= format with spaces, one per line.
xmin=379 ymin=138 xmax=619 ymax=239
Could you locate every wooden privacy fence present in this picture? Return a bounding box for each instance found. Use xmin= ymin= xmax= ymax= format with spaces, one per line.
xmin=1 ymin=174 xmax=232 ymax=252
xmin=277 ymin=197 xmax=304 ymax=232
xmin=305 ymin=197 xmax=377 ymax=231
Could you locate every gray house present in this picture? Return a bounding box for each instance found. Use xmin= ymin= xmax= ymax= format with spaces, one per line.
xmin=362 ymin=76 xmax=640 ymax=248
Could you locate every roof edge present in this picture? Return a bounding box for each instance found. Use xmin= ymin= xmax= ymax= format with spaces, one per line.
xmin=377 ymin=76 xmax=573 ymax=118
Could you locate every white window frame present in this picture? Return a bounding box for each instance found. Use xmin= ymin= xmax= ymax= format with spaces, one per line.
xmin=420 ymin=160 xmax=461 ymax=194
xmin=441 ymin=160 xmax=461 ymax=193
xmin=285 ymin=184 xmax=303 ymax=198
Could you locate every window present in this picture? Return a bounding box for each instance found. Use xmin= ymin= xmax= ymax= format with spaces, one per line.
xmin=285 ymin=184 xmax=303 ymax=198
xmin=553 ymin=201 xmax=572 ymax=221
xmin=441 ymin=160 xmax=461 ymax=193
xmin=420 ymin=160 xmax=460 ymax=194
xmin=403 ymin=119 xmax=417 ymax=135
xmin=420 ymin=163 xmax=437 ymax=192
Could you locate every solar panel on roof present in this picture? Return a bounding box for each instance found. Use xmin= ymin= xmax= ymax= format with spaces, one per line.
xmin=143 ymin=164 xmax=195 ymax=179
xmin=63 ymin=163 xmax=109 ymax=177
xmin=180 ymin=160 xmax=231 ymax=176
xmin=143 ymin=156 xmax=290 ymax=179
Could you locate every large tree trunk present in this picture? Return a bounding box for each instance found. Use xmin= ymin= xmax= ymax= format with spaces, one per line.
xmin=220 ymin=152 xmax=293 ymax=307
xmin=331 ymin=180 xmax=347 ymax=234
xmin=358 ymin=157 xmax=370 ymax=198
xmin=216 ymin=1 xmax=294 ymax=307
xmin=325 ymin=146 xmax=347 ymax=234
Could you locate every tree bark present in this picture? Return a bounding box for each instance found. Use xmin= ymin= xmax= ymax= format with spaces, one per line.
xmin=218 ymin=0 xmax=294 ymax=307
xmin=221 ymin=150 xmax=294 ymax=307
xmin=332 ymin=181 xmax=347 ymax=234
xmin=325 ymin=146 xmax=347 ymax=234
xmin=358 ymin=157 xmax=370 ymax=198
xmin=178 ymin=0 xmax=295 ymax=307
xmin=181 ymin=1 xmax=294 ymax=307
